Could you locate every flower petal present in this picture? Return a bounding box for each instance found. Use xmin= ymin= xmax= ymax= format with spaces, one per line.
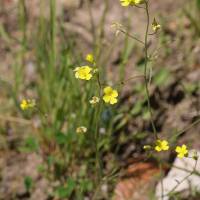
xmin=110 ymin=97 xmax=117 ymax=104
xmin=84 ymin=66 xmax=92 ymax=74
xmin=78 ymin=67 xmax=85 ymax=75
xmin=85 ymin=74 xmax=92 ymax=80
xmin=155 ymin=140 xmax=161 ymax=146
xmin=103 ymin=94 xmax=111 ymax=102
xmin=121 ymin=2 xmax=129 ymax=6
xmin=161 ymin=140 xmax=168 ymax=146
xmin=75 ymin=72 xmax=79 ymax=79
xmin=155 ymin=146 xmax=162 ymax=152
xmin=135 ymin=0 xmax=140 ymax=3
xmin=112 ymin=90 xmax=118 ymax=97
xmin=104 ymin=86 xmax=112 ymax=94
xmin=74 ymin=67 xmax=80 ymax=72
xmin=175 ymin=146 xmax=182 ymax=153
xmin=163 ymin=146 xmax=169 ymax=150
xmin=177 ymin=153 xmax=184 ymax=158
xmin=78 ymin=74 xmax=86 ymax=79
xmin=182 ymin=144 xmax=187 ymax=150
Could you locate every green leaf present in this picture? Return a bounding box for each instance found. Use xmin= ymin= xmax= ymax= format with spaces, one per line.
xmin=184 ymin=83 xmax=196 ymax=93
xmin=141 ymin=108 xmax=151 ymax=120
xmin=55 ymin=133 xmax=69 ymax=144
xmin=24 ymin=176 xmax=33 ymax=192
xmin=57 ymin=178 xmax=76 ymax=198
xmin=18 ymin=147 xmax=31 ymax=153
xmin=25 ymin=136 xmax=38 ymax=151
xmin=57 ymin=187 xmax=69 ymax=198
xmin=130 ymin=101 xmax=143 ymax=116
xmin=37 ymin=165 xmax=46 ymax=173
xmin=152 ymin=67 xmax=170 ymax=86
xmin=48 ymin=155 xmax=55 ymax=168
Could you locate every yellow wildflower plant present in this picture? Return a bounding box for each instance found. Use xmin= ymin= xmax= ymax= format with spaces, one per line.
xmin=89 ymin=97 xmax=100 ymax=107
xmin=78 ymin=66 xmax=93 ymax=80
xmin=175 ymin=144 xmax=188 ymax=158
xmin=111 ymin=22 xmax=122 ymax=36
xmin=20 ymin=99 xmax=36 ymax=110
xmin=86 ymin=54 xmax=97 ymax=67
xmin=120 ymin=0 xmax=140 ymax=7
xmin=152 ymin=18 xmax=161 ymax=32
xmin=155 ymin=140 xmax=169 ymax=152
xmin=103 ymin=86 xmax=118 ymax=105
xmin=76 ymin=126 xmax=87 ymax=134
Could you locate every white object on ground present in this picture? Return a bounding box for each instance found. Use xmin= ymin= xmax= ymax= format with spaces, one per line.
xmin=155 ymin=150 xmax=200 ymax=200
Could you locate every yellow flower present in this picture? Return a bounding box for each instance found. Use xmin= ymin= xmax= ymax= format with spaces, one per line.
xmin=175 ymin=144 xmax=188 ymax=158
xmin=155 ymin=140 xmax=169 ymax=152
xmin=78 ymin=66 xmax=93 ymax=80
xmin=103 ymin=86 xmax=118 ymax=105
xmin=86 ymin=54 xmax=96 ymax=67
xmin=20 ymin=99 xmax=36 ymax=110
xmin=111 ymin=22 xmax=122 ymax=36
xmin=120 ymin=0 xmax=140 ymax=6
xmin=89 ymin=97 xmax=100 ymax=107
xmin=152 ymin=18 xmax=161 ymax=32
xmin=76 ymin=126 xmax=87 ymax=134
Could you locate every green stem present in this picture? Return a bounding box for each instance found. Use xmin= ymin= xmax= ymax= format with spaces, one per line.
xmin=149 ymin=40 xmax=177 ymax=58
xmin=120 ymin=29 xmax=145 ymax=45
xmin=144 ymin=2 xmax=158 ymax=139
xmin=159 ymin=152 xmax=163 ymax=200
xmin=172 ymin=118 xmax=200 ymax=139
xmin=134 ymin=5 xmax=145 ymax=9
xmin=118 ymin=75 xmax=145 ymax=84
xmin=148 ymin=30 xmax=158 ymax=35
xmin=93 ymin=181 xmax=103 ymax=200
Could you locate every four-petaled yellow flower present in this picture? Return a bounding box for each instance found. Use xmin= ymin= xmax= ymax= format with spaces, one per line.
xmin=86 ymin=54 xmax=96 ymax=67
xmin=20 ymin=99 xmax=36 ymax=110
xmin=89 ymin=97 xmax=100 ymax=107
xmin=152 ymin=18 xmax=161 ymax=32
xmin=155 ymin=140 xmax=169 ymax=152
xmin=78 ymin=66 xmax=93 ymax=80
xmin=175 ymin=144 xmax=188 ymax=158
xmin=76 ymin=126 xmax=87 ymax=134
xmin=120 ymin=0 xmax=140 ymax=7
xmin=103 ymin=86 xmax=118 ymax=105
xmin=111 ymin=22 xmax=122 ymax=36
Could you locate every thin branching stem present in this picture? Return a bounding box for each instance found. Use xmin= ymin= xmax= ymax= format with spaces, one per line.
xmin=149 ymin=40 xmax=177 ymax=58
xmin=134 ymin=5 xmax=145 ymax=9
xmin=117 ymin=75 xmax=145 ymax=84
xmin=120 ymin=29 xmax=145 ymax=45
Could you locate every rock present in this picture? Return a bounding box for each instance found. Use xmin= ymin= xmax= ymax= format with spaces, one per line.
xmin=155 ymin=150 xmax=200 ymax=200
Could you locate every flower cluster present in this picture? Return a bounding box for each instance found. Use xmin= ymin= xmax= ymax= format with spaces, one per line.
xmin=20 ymin=99 xmax=36 ymax=110
xmin=143 ymin=140 xmax=198 ymax=160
